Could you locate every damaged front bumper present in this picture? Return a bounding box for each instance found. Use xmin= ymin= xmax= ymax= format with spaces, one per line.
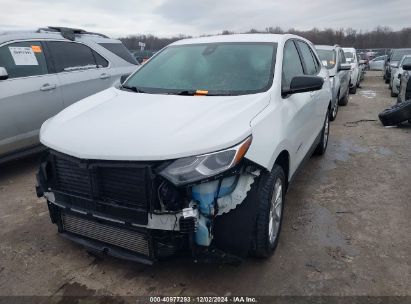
xmin=36 ymin=150 xmax=260 ymax=264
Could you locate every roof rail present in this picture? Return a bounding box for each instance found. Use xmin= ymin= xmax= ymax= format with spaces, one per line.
xmin=37 ymin=26 xmax=109 ymax=41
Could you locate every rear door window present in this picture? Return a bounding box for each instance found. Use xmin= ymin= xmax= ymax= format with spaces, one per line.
xmin=282 ymin=40 xmax=304 ymax=90
xmin=46 ymin=41 xmax=100 ymax=73
xmin=0 ymin=41 xmax=48 ymax=79
xmin=98 ymin=43 xmax=138 ymax=65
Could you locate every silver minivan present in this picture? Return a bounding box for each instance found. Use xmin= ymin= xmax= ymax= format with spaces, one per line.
xmin=316 ymin=45 xmax=351 ymax=121
xmin=0 ymin=27 xmax=139 ymax=163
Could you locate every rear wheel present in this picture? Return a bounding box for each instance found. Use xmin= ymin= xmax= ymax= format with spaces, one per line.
xmin=350 ymin=85 xmax=357 ymax=94
xmin=315 ymin=110 xmax=330 ymax=155
xmin=338 ymin=87 xmax=349 ymax=106
xmin=329 ymin=98 xmax=338 ymax=121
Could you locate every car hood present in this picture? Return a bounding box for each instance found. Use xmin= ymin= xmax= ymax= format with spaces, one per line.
xmin=40 ymin=87 xmax=270 ymax=161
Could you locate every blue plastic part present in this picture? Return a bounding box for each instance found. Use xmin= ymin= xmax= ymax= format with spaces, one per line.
xmin=195 ymin=216 xmax=212 ymax=246
xmin=191 ymin=176 xmax=238 ymax=246
xmin=191 ymin=176 xmax=237 ymax=216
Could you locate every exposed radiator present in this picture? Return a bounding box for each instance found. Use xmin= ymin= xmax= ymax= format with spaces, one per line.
xmin=61 ymin=213 xmax=150 ymax=256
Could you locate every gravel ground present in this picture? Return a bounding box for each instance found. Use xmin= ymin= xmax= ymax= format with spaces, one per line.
xmin=0 ymin=71 xmax=410 ymax=298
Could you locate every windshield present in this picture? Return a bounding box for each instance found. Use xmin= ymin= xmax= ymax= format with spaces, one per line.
xmin=316 ymin=49 xmax=336 ymax=69
xmin=392 ymin=49 xmax=411 ymax=61
xmin=401 ymin=57 xmax=411 ymax=66
xmin=123 ymin=42 xmax=277 ymax=96
xmin=344 ymin=52 xmax=354 ymax=59
xmin=344 ymin=51 xmax=355 ymax=63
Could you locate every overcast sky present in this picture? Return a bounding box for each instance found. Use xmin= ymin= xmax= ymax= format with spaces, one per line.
xmin=0 ymin=0 xmax=409 ymax=38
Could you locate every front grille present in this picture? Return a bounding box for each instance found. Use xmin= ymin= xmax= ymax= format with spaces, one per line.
xmin=55 ymin=157 xmax=91 ymax=195
xmin=61 ymin=213 xmax=150 ymax=256
xmin=50 ymin=151 xmax=154 ymax=224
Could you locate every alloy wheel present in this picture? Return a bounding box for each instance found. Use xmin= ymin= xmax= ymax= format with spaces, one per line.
xmin=268 ymin=178 xmax=283 ymax=245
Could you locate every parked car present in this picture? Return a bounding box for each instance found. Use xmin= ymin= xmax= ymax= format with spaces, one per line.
xmin=0 ymin=27 xmax=139 ymax=163
xmin=358 ymin=58 xmax=366 ymax=82
xmin=36 ymin=34 xmax=332 ymax=264
xmin=390 ymin=55 xmax=411 ymax=97
xmin=397 ymin=63 xmax=411 ymax=103
xmin=368 ymin=55 xmax=387 ymax=71
xmin=343 ymin=47 xmax=361 ymax=94
xmin=384 ymin=48 xmax=411 ymax=85
xmin=316 ymin=44 xmax=351 ymax=120
xmin=132 ymin=50 xmax=156 ymax=64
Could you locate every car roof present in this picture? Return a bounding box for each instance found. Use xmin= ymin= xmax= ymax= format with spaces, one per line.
xmin=0 ymin=28 xmax=119 ymax=44
xmin=315 ymin=45 xmax=338 ymax=50
xmin=343 ymin=47 xmax=356 ymax=52
xmin=170 ymin=34 xmax=304 ymax=46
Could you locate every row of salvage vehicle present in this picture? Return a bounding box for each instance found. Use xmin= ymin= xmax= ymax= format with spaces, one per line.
xmin=2 ymin=27 xmax=361 ymax=264
xmin=379 ymin=48 xmax=411 ymax=126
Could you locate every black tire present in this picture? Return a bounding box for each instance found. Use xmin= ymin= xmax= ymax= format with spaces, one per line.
xmin=338 ymin=88 xmax=349 ymax=106
xmin=329 ymin=98 xmax=338 ymax=121
xmin=315 ymin=110 xmax=330 ymax=155
xmin=390 ymin=90 xmax=398 ymax=97
xmin=349 ymin=85 xmax=357 ymax=94
xmin=252 ymin=165 xmax=286 ymax=258
xmin=378 ymin=100 xmax=411 ymax=126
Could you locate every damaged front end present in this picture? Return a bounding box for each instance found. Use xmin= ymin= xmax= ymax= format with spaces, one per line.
xmin=36 ymin=137 xmax=261 ymax=264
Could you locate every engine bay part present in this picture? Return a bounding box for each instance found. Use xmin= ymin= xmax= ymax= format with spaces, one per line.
xmin=37 ymin=150 xmax=262 ymax=263
xmin=190 ymin=169 xmax=260 ymax=247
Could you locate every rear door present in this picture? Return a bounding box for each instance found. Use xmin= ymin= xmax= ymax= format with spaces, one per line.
xmin=45 ymin=41 xmax=111 ymax=107
xmin=296 ymin=40 xmax=327 ymax=136
xmin=0 ymin=40 xmax=63 ymax=156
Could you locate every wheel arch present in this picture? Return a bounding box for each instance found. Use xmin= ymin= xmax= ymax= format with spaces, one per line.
xmin=274 ymin=150 xmax=290 ymax=190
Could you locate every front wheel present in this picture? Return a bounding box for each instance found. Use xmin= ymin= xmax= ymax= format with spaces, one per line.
xmin=252 ymin=165 xmax=286 ymax=258
xmin=314 ymin=110 xmax=330 ymax=155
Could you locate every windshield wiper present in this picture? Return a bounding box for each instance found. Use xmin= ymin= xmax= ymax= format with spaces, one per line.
xmin=167 ymin=90 xmax=232 ymax=96
xmin=168 ymin=90 xmax=197 ymax=96
xmin=121 ymin=85 xmax=146 ymax=93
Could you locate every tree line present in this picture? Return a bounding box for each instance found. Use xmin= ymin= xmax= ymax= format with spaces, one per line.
xmin=120 ymin=26 xmax=411 ymax=51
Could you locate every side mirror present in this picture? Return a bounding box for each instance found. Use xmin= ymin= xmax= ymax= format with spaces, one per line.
xmin=0 ymin=67 xmax=8 ymax=80
xmin=339 ymin=63 xmax=351 ymax=71
xmin=120 ymin=74 xmax=131 ymax=84
xmin=282 ymin=76 xmax=324 ymax=96
xmin=403 ymin=64 xmax=411 ymax=71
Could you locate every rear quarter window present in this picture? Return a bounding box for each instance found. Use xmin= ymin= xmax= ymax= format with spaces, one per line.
xmin=99 ymin=43 xmax=138 ymax=65
xmin=0 ymin=41 xmax=48 ymax=79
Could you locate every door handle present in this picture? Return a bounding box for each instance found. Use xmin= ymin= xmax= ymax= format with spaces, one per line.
xmin=100 ymin=73 xmax=111 ymax=79
xmin=40 ymin=83 xmax=57 ymax=91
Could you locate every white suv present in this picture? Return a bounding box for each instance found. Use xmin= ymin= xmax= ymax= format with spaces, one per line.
xmin=37 ymin=34 xmax=332 ymax=264
xmin=343 ymin=47 xmax=361 ymax=94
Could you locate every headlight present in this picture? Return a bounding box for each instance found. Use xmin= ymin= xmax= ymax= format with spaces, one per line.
xmin=160 ymin=136 xmax=252 ymax=186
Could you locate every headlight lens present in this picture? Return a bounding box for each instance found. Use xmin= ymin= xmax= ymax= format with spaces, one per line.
xmin=160 ymin=136 xmax=252 ymax=186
